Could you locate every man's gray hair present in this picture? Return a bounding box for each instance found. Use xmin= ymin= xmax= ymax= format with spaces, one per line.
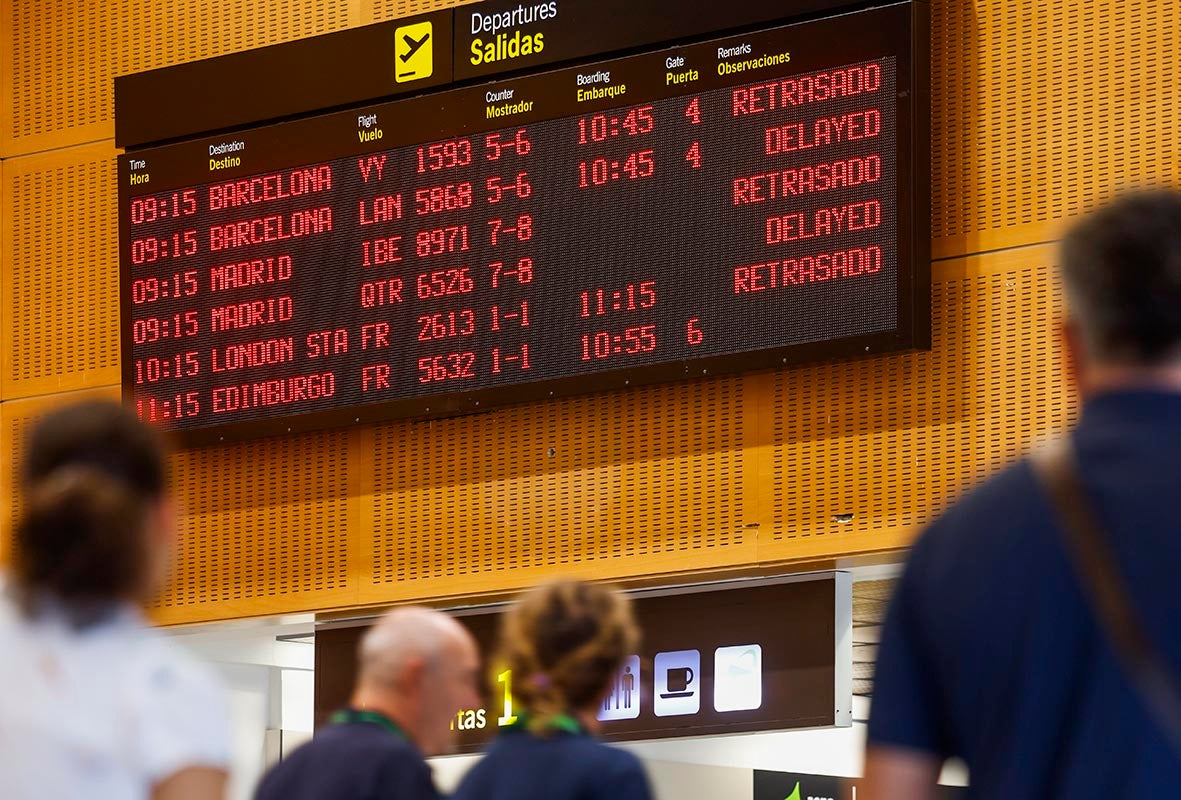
xmin=357 ymin=606 xmax=466 ymax=689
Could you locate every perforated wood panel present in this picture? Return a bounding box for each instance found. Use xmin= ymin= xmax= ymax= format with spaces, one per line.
xmin=363 ymin=0 xmax=475 ymax=24
xmin=760 ymin=245 xmax=1075 ymax=563
xmin=1 ymin=143 xmax=121 ymax=398
xmin=1 ymin=0 xmax=362 ymax=156
xmin=0 ymin=1 xmax=1159 ymax=626
xmin=0 ymin=401 xmax=12 ymax=564
xmin=0 ymin=157 xmax=5 ymax=402
xmin=152 ymin=428 xmax=360 ymax=623
xmin=930 ymin=1 xmax=1181 ymax=258
xmin=361 ymin=377 xmax=755 ymax=603
xmin=0 ymin=4 xmax=10 ymax=155
xmin=0 ymin=388 xmax=121 ymax=565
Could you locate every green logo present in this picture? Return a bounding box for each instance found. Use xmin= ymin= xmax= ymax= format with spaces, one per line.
xmin=785 ymin=782 xmax=801 ymax=800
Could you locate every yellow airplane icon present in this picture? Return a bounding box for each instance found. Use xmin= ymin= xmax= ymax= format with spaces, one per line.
xmin=395 ymin=21 xmax=433 ymax=83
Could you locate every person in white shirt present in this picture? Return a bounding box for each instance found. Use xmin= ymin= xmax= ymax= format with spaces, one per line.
xmin=0 ymin=400 xmax=230 ymax=800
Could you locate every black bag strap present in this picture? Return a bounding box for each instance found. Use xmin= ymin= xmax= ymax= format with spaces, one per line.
xmin=1032 ymin=440 xmax=1181 ymax=757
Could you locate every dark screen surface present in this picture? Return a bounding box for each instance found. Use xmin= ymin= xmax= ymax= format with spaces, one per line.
xmin=451 ymin=0 xmax=885 ymax=81
xmin=119 ymin=3 xmax=927 ymax=444
xmin=113 ymin=9 xmax=456 ymax=149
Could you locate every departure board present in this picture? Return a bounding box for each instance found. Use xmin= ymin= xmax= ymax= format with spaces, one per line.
xmin=119 ymin=3 xmax=927 ymax=443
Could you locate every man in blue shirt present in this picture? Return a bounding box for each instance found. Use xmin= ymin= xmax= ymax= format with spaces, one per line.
xmin=255 ymin=607 xmax=480 ymax=800
xmin=865 ymin=190 xmax=1181 ymax=798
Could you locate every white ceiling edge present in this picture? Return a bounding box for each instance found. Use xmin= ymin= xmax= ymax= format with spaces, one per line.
xmin=165 ymin=616 xmax=316 ymax=670
xmin=847 ymin=563 xmax=904 ymax=582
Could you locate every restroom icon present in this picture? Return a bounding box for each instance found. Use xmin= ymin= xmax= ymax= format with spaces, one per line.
xmin=597 ymin=655 xmax=641 ymax=721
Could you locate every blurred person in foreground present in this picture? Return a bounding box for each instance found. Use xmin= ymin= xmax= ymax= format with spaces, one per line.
xmin=864 ymin=189 xmax=1181 ymax=798
xmin=453 ymin=580 xmax=653 ymax=800
xmin=254 ymin=606 xmax=480 ymax=800
xmin=0 ymin=400 xmax=230 ymax=800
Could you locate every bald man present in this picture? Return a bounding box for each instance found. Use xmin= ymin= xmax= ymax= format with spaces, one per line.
xmin=255 ymin=607 xmax=481 ymax=800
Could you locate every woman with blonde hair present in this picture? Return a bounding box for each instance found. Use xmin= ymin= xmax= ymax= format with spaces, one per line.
xmin=453 ymin=579 xmax=652 ymax=800
xmin=0 ymin=400 xmax=229 ymax=800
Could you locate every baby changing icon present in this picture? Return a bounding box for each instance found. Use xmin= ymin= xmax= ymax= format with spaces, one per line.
xmin=597 ymin=655 xmax=641 ymax=721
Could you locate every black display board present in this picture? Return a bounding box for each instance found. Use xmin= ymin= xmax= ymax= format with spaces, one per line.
xmin=316 ymin=576 xmax=848 ymax=751
xmin=451 ymin=0 xmax=882 ymax=81
xmin=114 ymin=0 xmax=888 ymax=147
xmin=118 ymin=2 xmax=929 ymax=444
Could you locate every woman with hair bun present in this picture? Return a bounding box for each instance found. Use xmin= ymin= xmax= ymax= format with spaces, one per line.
xmin=453 ymin=579 xmax=653 ymax=800
xmin=0 ymin=400 xmax=229 ymax=800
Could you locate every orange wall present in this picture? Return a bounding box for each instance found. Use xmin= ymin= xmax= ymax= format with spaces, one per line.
xmin=2 ymin=1 xmax=1178 ymax=624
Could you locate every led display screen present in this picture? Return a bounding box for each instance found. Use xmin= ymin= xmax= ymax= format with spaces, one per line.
xmin=119 ymin=4 xmax=926 ymax=443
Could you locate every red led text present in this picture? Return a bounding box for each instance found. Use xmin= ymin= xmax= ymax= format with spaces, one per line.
xmin=418 ymin=352 xmax=476 ymax=383
xmin=358 ymin=155 xmax=387 ymax=182
xmin=362 ymin=364 xmax=391 ymax=391
xmin=208 ymin=166 xmax=333 ymax=210
xmin=209 ymin=207 xmax=333 ymax=251
xmin=210 ymin=296 xmax=294 ymax=332
xmin=210 ymin=255 xmax=293 ymax=291
xmin=361 ymin=323 xmax=390 ymax=349
xmin=418 ymin=138 xmax=473 ymax=172
xmin=417 ymin=268 xmax=475 ymax=299
xmin=307 ymin=329 xmax=350 ymax=357
xmin=211 ymin=336 xmax=295 ymax=372
xmin=212 ymin=373 xmax=336 ymax=411
xmin=417 ymin=225 xmax=470 ymax=258
xmin=418 ymin=310 xmax=476 ymax=341
xmin=764 ymin=109 xmax=881 ymax=154
xmin=734 ymin=155 xmax=882 ymax=204
xmin=359 ymin=195 xmax=403 ymax=225
xmin=489 ymin=257 xmax=534 ymax=288
xmin=732 ymin=62 xmax=882 ymax=116
xmin=734 ymin=245 xmax=883 ymax=292
xmin=415 ymin=183 xmax=473 ymax=216
xmin=360 ymin=278 xmax=404 ymax=307
xmin=362 ymin=236 xmax=403 ymax=266
xmin=765 ymin=200 xmax=882 ymax=244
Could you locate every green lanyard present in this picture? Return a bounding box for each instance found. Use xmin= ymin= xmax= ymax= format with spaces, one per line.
xmin=504 ymin=712 xmax=585 ymax=736
xmin=330 ymin=708 xmax=408 ymax=740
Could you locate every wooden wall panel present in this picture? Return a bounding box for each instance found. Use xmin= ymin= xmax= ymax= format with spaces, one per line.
xmin=758 ymin=244 xmax=1074 ymax=565
xmin=0 ymin=1 xmax=8 ymax=147
xmin=0 ymin=157 xmax=5 ymax=402
xmin=0 ymin=401 xmax=12 ymax=565
xmin=0 ymin=1 xmax=1172 ymax=624
xmin=146 ymin=246 xmax=1074 ymax=624
xmin=152 ymin=427 xmax=364 ymax=624
xmin=1 ymin=143 xmax=121 ymax=398
xmin=1 ymin=0 xmax=362 ymax=156
xmin=358 ymin=376 xmax=757 ymax=605
xmin=930 ymin=1 xmax=1181 ymax=258
xmin=0 ymin=387 xmax=122 ymax=565
xmin=363 ymin=0 xmax=476 ymax=24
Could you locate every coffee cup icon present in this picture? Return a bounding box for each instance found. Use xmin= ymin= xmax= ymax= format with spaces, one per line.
xmin=662 ymin=666 xmax=695 ymax=698
xmin=654 ymin=650 xmax=701 ymax=715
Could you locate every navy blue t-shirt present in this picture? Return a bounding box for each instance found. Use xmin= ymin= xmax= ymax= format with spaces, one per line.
xmin=453 ymin=728 xmax=652 ymax=800
xmin=869 ymin=391 xmax=1181 ymax=796
xmin=254 ymin=720 xmax=438 ymax=800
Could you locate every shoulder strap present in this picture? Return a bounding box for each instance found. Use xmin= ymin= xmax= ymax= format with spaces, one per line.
xmin=1032 ymin=440 xmax=1181 ymax=757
